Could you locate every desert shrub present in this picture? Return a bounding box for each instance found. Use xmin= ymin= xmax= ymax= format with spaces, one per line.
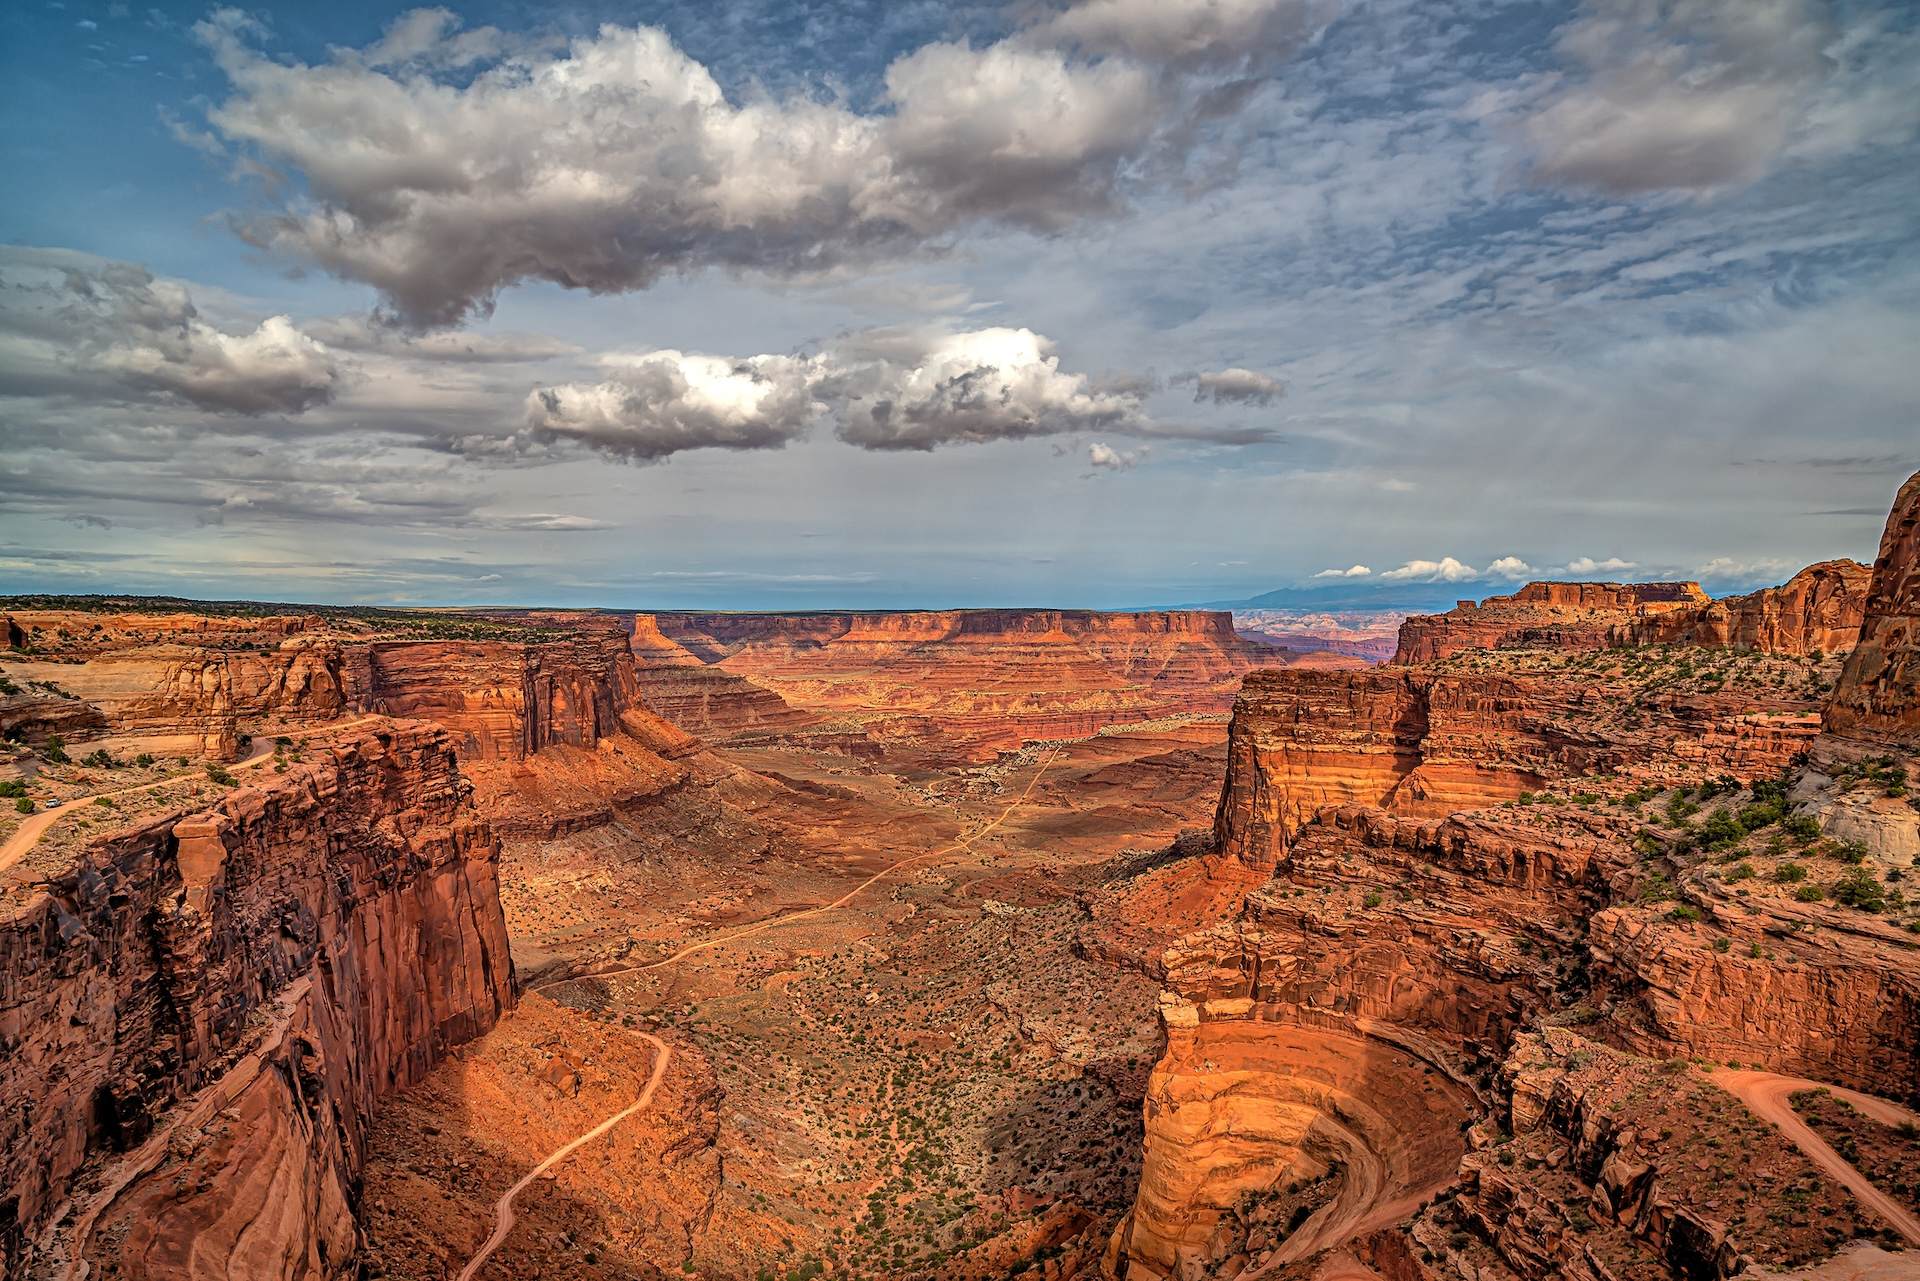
xmin=1773 ymin=862 xmax=1808 ymax=884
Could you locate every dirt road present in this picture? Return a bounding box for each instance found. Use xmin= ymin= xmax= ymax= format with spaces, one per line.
xmin=455 ymin=1030 xmax=672 ymax=1281
xmin=1709 ymin=1069 xmax=1920 ymax=1246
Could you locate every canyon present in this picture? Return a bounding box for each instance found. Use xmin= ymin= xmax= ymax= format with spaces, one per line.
xmin=0 ymin=471 xmax=1914 ymax=1281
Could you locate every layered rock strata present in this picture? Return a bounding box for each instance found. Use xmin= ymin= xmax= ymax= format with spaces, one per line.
xmin=1617 ymin=559 xmax=1871 ymax=655
xmin=0 ymin=719 xmax=513 ymax=1280
xmin=1824 ymin=471 xmax=1920 ymax=744
xmin=1213 ymin=667 xmax=1820 ymax=870
xmin=1394 ymin=566 xmax=1871 ymax=665
xmin=1393 ymin=582 xmax=1709 ymax=664
xmin=638 ymin=609 xmax=1289 ymax=760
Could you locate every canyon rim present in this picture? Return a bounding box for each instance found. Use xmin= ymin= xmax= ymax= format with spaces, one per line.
xmin=4 ymin=2 xmax=1920 ymax=1280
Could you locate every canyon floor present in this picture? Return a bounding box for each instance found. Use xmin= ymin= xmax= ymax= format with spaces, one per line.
xmin=358 ymin=719 xmax=1235 ymax=1281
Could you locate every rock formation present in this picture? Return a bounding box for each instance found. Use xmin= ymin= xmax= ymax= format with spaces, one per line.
xmin=1616 ymin=559 xmax=1871 ymax=655
xmin=1108 ymin=470 xmax=1920 ymax=1280
xmin=1824 ymin=471 xmax=1920 ymax=744
xmin=1392 ymin=566 xmax=1873 ymax=666
xmin=1393 ymin=582 xmax=1709 ymax=664
xmin=0 ymin=719 xmax=513 ymax=1279
xmin=1213 ymin=666 xmax=1821 ymax=870
xmin=638 ymin=609 xmax=1291 ymax=760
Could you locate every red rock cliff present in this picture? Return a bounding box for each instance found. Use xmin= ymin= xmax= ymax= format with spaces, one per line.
xmin=1616 ymin=559 xmax=1870 ymax=655
xmin=367 ymin=630 xmax=639 ymax=762
xmin=1393 ymin=582 xmax=1709 ymax=664
xmin=1824 ymin=470 xmax=1920 ymax=743
xmin=641 ymin=609 xmax=1287 ymax=760
xmin=0 ymin=720 xmax=513 ymax=1279
xmin=1212 ymin=667 xmax=1817 ymax=869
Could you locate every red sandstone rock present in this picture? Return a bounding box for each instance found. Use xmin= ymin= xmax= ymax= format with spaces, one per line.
xmin=1393 ymin=582 xmax=1709 ymax=664
xmin=0 ymin=719 xmax=513 ymax=1279
xmin=1618 ymin=559 xmax=1870 ymax=654
xmin=1825 ymin=470 xmax=1920 ymax=744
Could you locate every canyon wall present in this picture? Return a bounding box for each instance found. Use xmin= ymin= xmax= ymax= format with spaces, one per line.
xmin=638 ymin=608 xmax=1290 ymax=761
xmin=0 ymin=720 xmax=513 ymax=1279
xmin=1211 ymin=667 xmax=1819 ymax=870
xmin=1616 ymin=559 xmax=1871 ymax=655
xmin=367 ymin=630 xmax=639 ymax=762
xmin=1393 ymin=582 xmax=1708 ymax=664
xmin=1824 ymin=470 xmax=1920 ymax=743
xmin=1393 ymin=566 xmax=1870 ymax=665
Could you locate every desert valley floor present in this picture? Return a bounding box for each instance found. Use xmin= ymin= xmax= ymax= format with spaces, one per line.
xmin=2 ymin=471 xmax=1919 ymax=1281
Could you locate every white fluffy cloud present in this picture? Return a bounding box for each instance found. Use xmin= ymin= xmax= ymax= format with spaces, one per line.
xmin=0 ymin=246 xmax=342 ymax=414
xmin=1486 ymin=555 xmax=1535 ymax=579
xmin=525 ymin=351 xmax=823 ymax=462
xmin=525 ymin=326 xmax=1182 ymax=461
xmin=1173 ymin=366 xmax=1285 ymax=405
xmin=1313 ymin=564 xmax=1372 ymax=578
xmin=1087 ymin=441 xmax=1147 ymax=472
xmin=1381 ymin=556 xmax=1479 ymax=582
xmin=192 ymin=4 xmax=1319 ymax=327
xmin=1564 ymin=555 xmax=1638 ymax=574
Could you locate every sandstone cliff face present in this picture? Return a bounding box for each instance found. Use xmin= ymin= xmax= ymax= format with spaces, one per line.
xmin=1393 ymin=582 xmax=1708 ymax=664
xmin=1824 ymin=470 xmax=1920 ymax=744
xmin=639 ymin=609 xmax=1288 ymax=761
xmin=1211 ymin=668 xmax=1817 ymax=870
xmin=0 ymin=720 xmax=513 ymax=1280
xmin=626 ymin=615 xmax=819 ymax=743
xmin=367 ymin=631 xmax=639 ymax=762
xmin=1618 ymin=559 xmax=1871 ymax=655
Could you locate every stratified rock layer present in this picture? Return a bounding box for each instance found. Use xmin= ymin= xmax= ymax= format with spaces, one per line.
xmin=1618 ymin=559 xmax=1871 ymax=655
xmin=1393 ymin=582 xmax=1709 ymax=664
xmin=639 ymin=609 xmax=1289 ymax=760
xmin=0 ymin=720 xmax=513 ymax=1280
xmin=1213 ymin=667 xmax=1819 ymax=870
xmin=1825 ymin=471 xmax=1920 ymax=744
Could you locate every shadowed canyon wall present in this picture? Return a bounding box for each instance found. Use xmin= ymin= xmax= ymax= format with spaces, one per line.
xmin=0 ymin=721 xmax=513 ymax=1280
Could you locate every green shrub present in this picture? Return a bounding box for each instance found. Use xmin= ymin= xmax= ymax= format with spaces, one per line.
xmin=1794 ymin=884 xmax=1826 ymax=902
xmin=1829 ymin=866 xmax=1887 ymax=911
xmin=1782 ymin=814 xmax=1821 ymax=843
xmin=1773 ymin=862 xmax=1808 ymax=884
xmin=1667 ymin=903 xmax=1703 ymax=923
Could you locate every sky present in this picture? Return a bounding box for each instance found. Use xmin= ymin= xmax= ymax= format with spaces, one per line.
xmin=0 ymin=0 xmax=1916 ymax=610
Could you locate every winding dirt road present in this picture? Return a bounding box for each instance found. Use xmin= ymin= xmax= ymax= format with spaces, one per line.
xmin=454 ymin=749 xmax=1062 ymax=1278
xmin=1709 ymin=1069 xmax=1920 ymax=1247
xmin=456 ymin=1031 xmax=672 ymax=1281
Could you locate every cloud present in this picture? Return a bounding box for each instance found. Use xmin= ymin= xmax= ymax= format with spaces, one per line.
xmin=0 ymin=245 xmax=342 ymax=414
xmin=305 ymin=315 xmax=579 ymax=363
xmin=1086 ymin=441 xmax=1146 ymax=472
xmin=1038 ymin=0 xmax=1334 ymax=72
xmin=1173 ymin=366 xmax=1285 ymax=405
xmin=1564 ymin=555 xmax=1637 ymax=575
xmin=1486 ymin=555 xmax=1534 ymax=579
xmin=1698 ymin=555 xmax=1793 ymax=579
xmin=523 ymin=326 xmax=1243 ymax=460
xmin=524 ymin=351 xmax=822 ymax=463
xmin=1381 ymin=557 xmax=1479 ymax=582
xmin=189 ymin=4 xmax=1319 ymax=326
xmin=482 ymin=513 xmax=617 ymax=532
xmin=1313 ymin=564 xmax=1372 ymax=578
xmin=1519 ymin=0 xmax=1918 ymax=195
